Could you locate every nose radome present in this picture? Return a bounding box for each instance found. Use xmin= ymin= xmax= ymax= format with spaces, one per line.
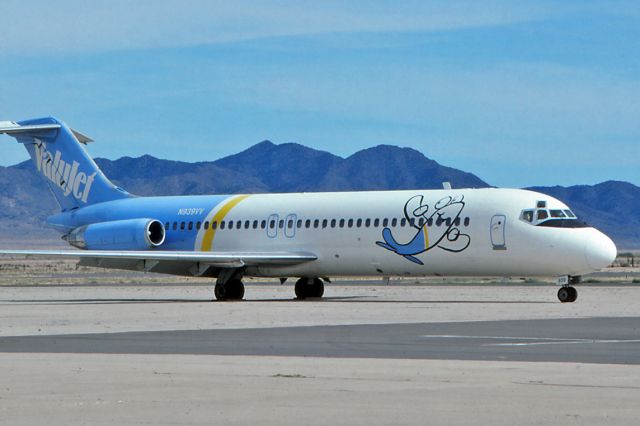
xmin=584 ymin=230 xmax=618 ymax=270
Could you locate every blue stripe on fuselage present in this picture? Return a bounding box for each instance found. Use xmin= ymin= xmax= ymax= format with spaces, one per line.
xmin=47 ymin=195 xmax=233 ymax=251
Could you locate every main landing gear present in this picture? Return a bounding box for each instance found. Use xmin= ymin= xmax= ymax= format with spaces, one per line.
xmin=557 ymin=275 xmax=580 ymax=303
xmin=213 ymin=272 xmax=327 ymax=301
xmin=294 ymin=277 xmax=325 ymax=300
xmin=214 ymin=270 xmax=245 ymax=301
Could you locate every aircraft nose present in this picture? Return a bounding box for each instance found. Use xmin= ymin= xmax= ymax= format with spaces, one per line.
xmin=584 ymin=230 xmax=617 ymax=270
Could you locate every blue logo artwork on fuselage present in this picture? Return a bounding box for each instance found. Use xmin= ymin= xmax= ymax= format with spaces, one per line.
xmin=376 ymin=195 xmax=471 ymax=265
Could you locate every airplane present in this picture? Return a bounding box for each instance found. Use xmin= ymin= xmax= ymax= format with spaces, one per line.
xmin=0 ymin=117 xmax=617 ymax=303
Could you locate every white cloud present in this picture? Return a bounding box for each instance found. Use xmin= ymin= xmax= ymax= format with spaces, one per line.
xmin=0 ymin=0 xmax=550 ymax=54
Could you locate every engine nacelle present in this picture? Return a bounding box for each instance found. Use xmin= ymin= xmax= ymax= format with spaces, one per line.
xmin=67 ymin=218 xmax=165 ymax=250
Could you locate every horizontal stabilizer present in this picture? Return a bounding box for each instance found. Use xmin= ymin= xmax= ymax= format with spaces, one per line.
xmin=0 ymin=121 xmax=61 ymax=135
xmin=0 ymin=121 xmax=93 ymax=144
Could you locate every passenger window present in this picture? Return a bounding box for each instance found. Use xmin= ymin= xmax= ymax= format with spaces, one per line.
xmin=228 ymin=221 xmax=234 ymax=230
xmin=212 ymin=221 xmax=218 ymax=230
xmin=261 ymin=220 xmax=266 ymax=229
xmin=436 ymin=217 xmax=443 ymax=226
xmin=180 ymin=222 xmax=185 ymax=230
xmin=374 ymin=218 xmax=380 ymax=227
xmin=391 ymin=218 xmax=397 ymax=227
xmin=173 ymin=222 xmax=177 ymax=230
xmin=188 ymin=222 xmax=193 ymax=230
xmin=400 ymin=218 xmax=406 ymax=227
xmin=418 ymin=218 xmax=424 ymax=227
xmin=278 ymin=220 xmax=284 ymax=229
xmin=331 ymin=219 xmax=337 ymax=228
xmin=204 ymin=221 xmax=209 ymax=230
xmin=196 ymin=221 xmax=201 ymax=230
xmin=313 ymin=219 xmax=319 ymax=229
xmin=537 ymin=210 xmax=549 ymax=220
xmin=383 ymin=218 xmax=389 ymax=227
xmin=297 ymin=219 xmax=302 ymax=228
xmin=253 ymin=220 xmax=259 ymax=229
xmin=356 ymin=219 xmax=362 ymax=228
xmin=165 ymin=222 xmax=170 ymax=230
xmin=322 ymin=219 xmax=328 ymax=228
xmin=220 ymin=221 xmax=226 ymax=230
xmin=409 ymin=218 xmax=415 ymax=227
xmin=269 ymin=220 xmax=276 ymax=229
xmin=464 ymin=217 xmax=470 ymax=226
xmin=288 ymin=220 xmax=294 ymax=229
xmin=365 ymin=218 xmax=371 ymax=227
xmin=339 ymin=219 xmax=345 ymax=228
xmin=305 ymin=219 xmax=311 ymax=228
xmin=348 ymin=219 xmax=354 ymax=228
xmin=427 ymin=218 xmax=433 ymax=226
xmin=445 ymin=218 xmax=452 ymax=227
xmin=454 ymin=218 xmax=460 ymax=226
xmin=245 ymin=220 xmax=250 ymax=229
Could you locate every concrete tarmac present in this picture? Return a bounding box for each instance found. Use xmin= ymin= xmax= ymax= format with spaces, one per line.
xmin=1 ymin=282 xmax=640 ymax=425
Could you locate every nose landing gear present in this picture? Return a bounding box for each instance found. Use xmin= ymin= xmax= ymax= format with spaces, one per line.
xmin=557 ymin=275 xmax=580 ymax=303
xmin=557 ymin=286 xmax=578 ymax=303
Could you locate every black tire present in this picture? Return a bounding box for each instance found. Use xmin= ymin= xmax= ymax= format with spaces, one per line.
xmin=295 ymin=277 xmax=324 ymax=299
xmin=558 ymin=287 xmax=573 ymax=303
xmin=227 ymin=278 xmax=245 ymax=300
xmin=311 ymin=278 xmax=324 ymax=298
xmin=567 ymin=286 xmax=578 ymax=303
xmin=295 ymin=278 xmax=308 ymax=299
xmin=214 ymin=283 xmax=227 ymax=301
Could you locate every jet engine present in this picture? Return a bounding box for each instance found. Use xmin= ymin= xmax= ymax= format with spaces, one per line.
xmin=67 ymin=218 xmax=165 ymax=250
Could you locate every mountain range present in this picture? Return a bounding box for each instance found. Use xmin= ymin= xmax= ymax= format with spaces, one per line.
xmin=0 ymin=141 xmax=637 ymax=249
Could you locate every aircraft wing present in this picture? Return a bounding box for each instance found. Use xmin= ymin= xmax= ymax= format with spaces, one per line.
xmin=0 ymin=250 xmax=317 ymax=275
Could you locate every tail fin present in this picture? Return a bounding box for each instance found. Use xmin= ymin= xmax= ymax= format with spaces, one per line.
xmin=0 ymin=117 xmax=131 ymax=211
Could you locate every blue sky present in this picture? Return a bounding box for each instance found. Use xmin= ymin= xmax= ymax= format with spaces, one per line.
xmin=0 ymin=0 xmax=638 ymax=187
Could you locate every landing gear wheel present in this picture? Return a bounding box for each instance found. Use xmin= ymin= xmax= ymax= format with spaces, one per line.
xmin=558 ymin=286 xmax=577 ymax=303
xmin=214 ymin=283 xmax=227 ymax=301
xmin=310 ymin=278 xmax=324 ymax=298
xmin=214 ymin=279 xmax=245 ymax=301
xmin=295 ymin=277 xmax=324 ymax=299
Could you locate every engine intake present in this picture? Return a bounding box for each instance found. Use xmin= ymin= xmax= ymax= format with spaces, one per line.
xmin=67 ymin=218 xmax=165 ymax=250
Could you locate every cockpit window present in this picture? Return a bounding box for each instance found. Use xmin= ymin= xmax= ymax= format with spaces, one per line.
xmin=520 ymin=210 xmax=534 ymax=223
xmin=519 ymin=206 xmax=585 ymax=227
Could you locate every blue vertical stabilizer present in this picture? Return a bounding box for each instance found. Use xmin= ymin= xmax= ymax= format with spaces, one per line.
xmin=0 ymin=117 xmax=131 ymax=211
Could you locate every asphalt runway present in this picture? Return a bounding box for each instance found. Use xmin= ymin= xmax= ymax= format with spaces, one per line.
xmin=1 ymin=317 xmax=640 ymax=364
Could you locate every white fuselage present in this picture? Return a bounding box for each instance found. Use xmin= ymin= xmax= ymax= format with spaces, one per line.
xmin=189 ymin=188 xmax=616 ymax=279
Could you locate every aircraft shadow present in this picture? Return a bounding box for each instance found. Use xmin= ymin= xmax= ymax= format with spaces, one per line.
xmin=245 ymin=297 xmax=553 ymax=304
xmin=0 ymin=295 xmax=554 ymax=305
xmin=0 ymin=298 xmax=206 ymax=305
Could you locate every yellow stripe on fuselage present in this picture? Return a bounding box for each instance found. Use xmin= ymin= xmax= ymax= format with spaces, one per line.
xmin=423 ymin=225 xmax=430 ymax=250
xmin=200 ymin=195 xmax=250 ymax=251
